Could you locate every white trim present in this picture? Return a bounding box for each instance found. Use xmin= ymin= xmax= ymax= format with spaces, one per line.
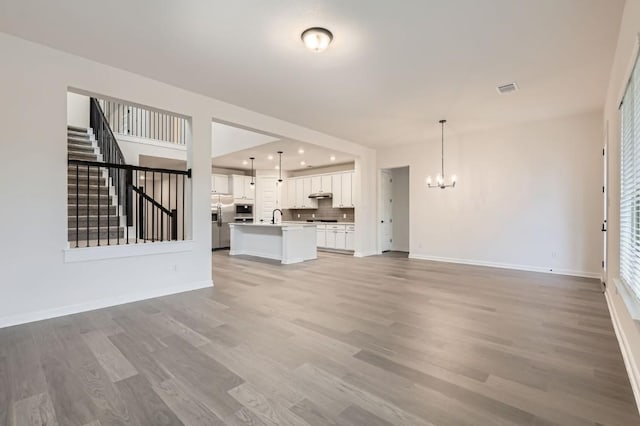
xmin=0 ymin=279 xmax=212 ymax=329
xmin=605 ymin=287 xmax=640 ymax=412
xmin=115 ymin=133 xmax=187 ymax=151
xmin=614 ymin=278 xmax=640 ymax=322
xmin=229 ymin=249 xmax=297 ymax=263
xmin=354 ymin=250 xmax=378 ymax=258
xmin=617 ymin=33 xmax=640 ymax=108
xmin=64 ymin=240 xmax=195 ymax=263
xmin=408 ymin=253 xmax=600 ymax=279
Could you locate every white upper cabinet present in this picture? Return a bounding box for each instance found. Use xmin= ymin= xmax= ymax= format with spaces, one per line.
xmin=286 ymin=179 xmax=296 ymax=208
xmin=293 ymin=177 xmax=316 ymax=209
xmin=244 ymin=176 xmax=254 ymax=199
xmin=331 ymin=172 xmax=354 ymax=208
xmin=331 ymin=174 xmax=342 ymax=208
xmin=211 ymin=174 xmax=229 ymax=194
xmin=310 ymin=175 xmax=332 ymax=194
xmin=311 ymin=176 xmax=322 ymax=194
xmin=231 ymin=175 xmax=254 ymax=201
xmin=321 ymin=175 xmax=333 ymax=193
xmin=342 ymin=172 xmax=353 ymax=207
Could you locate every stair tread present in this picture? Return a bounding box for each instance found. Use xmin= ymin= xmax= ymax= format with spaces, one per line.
xmin=67 ymin=136 xmax=92 ymax=143
xmin=67 ymin=145 xmax=95 ymax=152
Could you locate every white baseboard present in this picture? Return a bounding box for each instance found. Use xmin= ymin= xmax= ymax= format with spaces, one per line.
xmin=354 ymin=250 xmax=378 ymax=258
xmin=0 ymin=279 xmax=213 ymax=329
xmin=605 ymin=289 xmax=640 ymax=413
xmin=408 ymin=253 xmax=600 ymax=279
xmin=64 ymin=240 xmax=195 ymax=263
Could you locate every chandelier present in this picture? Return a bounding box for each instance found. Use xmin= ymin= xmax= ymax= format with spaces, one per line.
xmin=427 ymin=119 xmax=457 ymax=189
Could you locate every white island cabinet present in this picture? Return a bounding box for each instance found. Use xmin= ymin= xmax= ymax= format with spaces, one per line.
xmin=229 ymin=223 xmax=317 ymax=264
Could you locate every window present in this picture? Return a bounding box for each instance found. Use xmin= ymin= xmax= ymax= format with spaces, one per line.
xmin=620 ymin=52 xmax=640 ymax=301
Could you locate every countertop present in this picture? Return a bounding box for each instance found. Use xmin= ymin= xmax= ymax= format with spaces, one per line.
xmin=229 ymin=222 xmax=317 ymax=228
xmin=282 ymin=221 xmax=355 ymax=225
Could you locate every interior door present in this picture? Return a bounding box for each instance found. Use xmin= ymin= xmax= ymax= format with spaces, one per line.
xmin=602 ymin=130 xmax=608 ymax=282
xmin=258 ymin=177 xmax=278 ymax=222
xmin=381 ymin=170 xmax=393 ymax=252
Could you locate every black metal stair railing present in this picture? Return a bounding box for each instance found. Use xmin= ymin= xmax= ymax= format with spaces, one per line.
xmin=68 ymin=98 xmax=191 ymax=248
xmin=67 ymin=159 xmax=191 ymax=248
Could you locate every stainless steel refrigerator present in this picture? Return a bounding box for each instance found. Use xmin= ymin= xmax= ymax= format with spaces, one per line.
xmin=211 ymin=194 xmax=234 ymax=250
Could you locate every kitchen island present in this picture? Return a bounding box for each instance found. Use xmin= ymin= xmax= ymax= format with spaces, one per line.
xmin=229 ymin=222 xmax=317 ymax=264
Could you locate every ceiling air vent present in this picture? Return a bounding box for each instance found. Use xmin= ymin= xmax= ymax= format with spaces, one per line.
xmin=497 ymin=82 xmax=519 ymax=94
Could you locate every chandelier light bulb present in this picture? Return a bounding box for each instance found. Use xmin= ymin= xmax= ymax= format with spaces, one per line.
xmin=426 ymin=176 xmax=432 ymax=185
xmin=451 ymin=175 xmax=457 ymax=183
xmin=301 ymin=27 xmax=333 ymax=52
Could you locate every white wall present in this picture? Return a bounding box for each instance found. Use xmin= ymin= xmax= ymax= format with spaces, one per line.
xmin=118 ymin=135 xmax=187 ymax=166
xmin=603 ymin=0 xmax=640 ymax=408
xmin=212 ymin=122 xmax=279 ymax=157
xmin=66 ymin=91 xmax=89 ymax=128
xmin=391 ymin=166 xmax=410 ymax=252
xmin=0 ymin=32 xmax=377 ymax=327
xmin=378 ymin=110 xmax=603 ymax=277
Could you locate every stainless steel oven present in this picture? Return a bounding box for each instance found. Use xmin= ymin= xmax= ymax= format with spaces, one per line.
xmin=234 ymin=203 xmax=253 ymax=222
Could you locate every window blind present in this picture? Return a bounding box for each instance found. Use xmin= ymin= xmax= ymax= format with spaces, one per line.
xmin=620 ymin=53 xmax=640 ymax=301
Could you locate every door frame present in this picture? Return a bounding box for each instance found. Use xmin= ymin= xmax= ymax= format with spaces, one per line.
xmin=378 ymin=165 xmax=410 ymax=254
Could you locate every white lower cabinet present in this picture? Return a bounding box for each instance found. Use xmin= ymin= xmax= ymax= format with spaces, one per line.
xmin=316 ymin=225 xmax=326 ymax=247
xmin=334 ymin=230 xmax=346 ymax=250
xmin=345 ymin=227 xmax=355 ymax=251
xmin=317 ymin=224 xmax=354 ymax=251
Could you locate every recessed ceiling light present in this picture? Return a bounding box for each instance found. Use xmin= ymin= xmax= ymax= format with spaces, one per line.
xmin=298 ymin=148 xmax=305 ymax=154
xmin=330 ymin=155 xmax=336 ymax=162
xmin=242 ymin=160 xmax=248 ymax=165
xmin=275 ymin=165 xmax=280 ymax=170
xmin=301 ymin=27 xmax=333 ymax=52
xmin=267 ymin=155 xmax=274 ymax=160
xmin=300 ymin=161 xmax=306 ymax=166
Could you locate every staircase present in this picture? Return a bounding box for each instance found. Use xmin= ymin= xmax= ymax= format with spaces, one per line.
xmin=67 ymin=125 xmax=125 ymax=245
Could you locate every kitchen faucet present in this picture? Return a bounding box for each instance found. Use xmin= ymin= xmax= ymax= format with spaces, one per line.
xmin=271 ymin=209 xmax=283 ymax=224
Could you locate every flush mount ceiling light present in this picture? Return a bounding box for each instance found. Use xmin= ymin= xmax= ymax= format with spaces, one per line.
xmin=300 ymin=161 xmax=306 ymax=166
xmin=330 ymin=155 xmax=336 ymax=162
xmin=298 ymin=148 xmax=305 ymax=154
xmin=427 ymin=120 xmax=457 ymax=189
xmin=242 ymin=160 xmax=248 ymax=165
xmin=301 ymin=27 xmax=333 ymax=52
xmin=267 ymin=154 xmax=274 ymax=160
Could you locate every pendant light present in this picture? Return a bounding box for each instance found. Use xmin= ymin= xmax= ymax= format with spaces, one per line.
xmin=277 ymin=151 xmax=283 ymax=182
xmin=427 ymin=119 xmax=457 ymax=189
xmin=249 ymin=157 xmax=255 ymax=188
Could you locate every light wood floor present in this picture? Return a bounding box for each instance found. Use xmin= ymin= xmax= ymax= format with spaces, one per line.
xmin=1 ymin=251 xmax=638 ymax=425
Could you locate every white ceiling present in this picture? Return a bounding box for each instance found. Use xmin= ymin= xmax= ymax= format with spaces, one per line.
xmin=0 ymin=1 xmax=624 ymax=147
xmin=212 ymin=122 xmax=279 ymax=157
xmin=213 ymin=138 xmax=354 ymax=172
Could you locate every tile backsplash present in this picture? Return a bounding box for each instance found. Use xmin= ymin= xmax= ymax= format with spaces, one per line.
xmin=282 ymin=198 xmax=354 ymax=222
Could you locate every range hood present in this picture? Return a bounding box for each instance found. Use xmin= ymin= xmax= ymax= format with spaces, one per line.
xmin=308 ymin=192 xmax=333 ymax=199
